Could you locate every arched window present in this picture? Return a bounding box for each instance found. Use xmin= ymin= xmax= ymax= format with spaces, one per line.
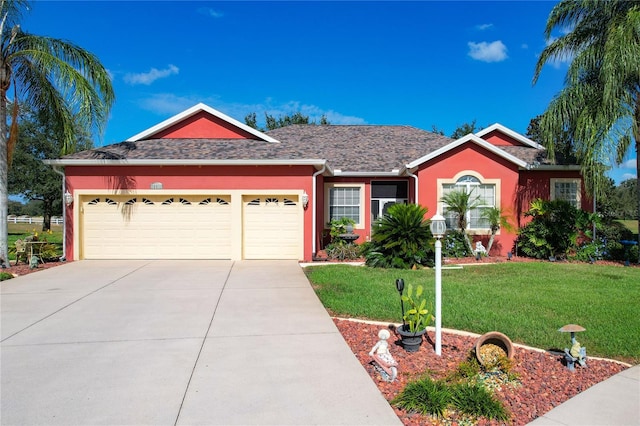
xmin=442 ymin=174 xmax=495 ymax=230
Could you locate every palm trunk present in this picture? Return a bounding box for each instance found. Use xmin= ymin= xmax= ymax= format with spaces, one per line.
xmin=634 ymin=100 xmax=640 ymax=264
xmin=486 ymin=232 xmax=496 ymax=255
xmin=0 ymin=89 xmax=8 ymax=267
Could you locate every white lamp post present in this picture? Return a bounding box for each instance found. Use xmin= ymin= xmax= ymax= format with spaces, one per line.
xmin=430 ymin=213 xmax=446 ymax=356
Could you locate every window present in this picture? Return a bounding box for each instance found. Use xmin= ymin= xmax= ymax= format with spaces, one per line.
xmin=551 ymin=179 xmax=581 ymax=209
xmin=371 ymin=181 xmax=409 ymax=223
xmin=441 ymin=174 xmax=496 ymax=231
xmin=326 ymin=184 xmax=363 ymax=226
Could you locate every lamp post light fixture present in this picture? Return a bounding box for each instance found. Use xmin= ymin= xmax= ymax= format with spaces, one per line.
xmin=395 ymin=278 xmax=406 ymax=329
xmin=301 ymin=191 xmax=309 ymax=209
xmin=430 ymin=213 xmax=446 ymax=356
xmin=64 ymin=190 xmax=73 ymax=207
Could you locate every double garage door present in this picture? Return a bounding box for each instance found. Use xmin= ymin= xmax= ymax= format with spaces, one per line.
xmin=80 ymin=193 xmax=302 ymax=260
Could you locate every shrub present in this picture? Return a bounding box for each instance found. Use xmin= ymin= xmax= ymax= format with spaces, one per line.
xmin=516 ymin=199 xmax=596 ymax=259
xmin=392 ymin=377 xmax=451 ymax=417
xmin=325 ymin=242 xmax=361 ymax=261
xmin=451 ymin=382 xmax=509 ymax=421
xmin=364 ymin=203 xmax=434 ymax=269
xmin=0 ymin=272 xmax=14 ymax=282
xmin=442 ymin=230 xmax=470 ymax=258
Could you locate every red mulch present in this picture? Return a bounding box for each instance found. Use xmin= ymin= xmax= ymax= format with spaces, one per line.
xmin=334 ymin=318 xmax=629 ymax=425
xmin=3 ymin=260 xmax=69 ymax=278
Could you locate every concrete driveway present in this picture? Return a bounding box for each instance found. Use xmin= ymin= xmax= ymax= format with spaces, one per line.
xmin=1 ymin=260 xmax=401 ymax=425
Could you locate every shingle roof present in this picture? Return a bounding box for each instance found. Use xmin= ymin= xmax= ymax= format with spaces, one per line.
xmin=61 ymin=124 xmax=550 ymax=172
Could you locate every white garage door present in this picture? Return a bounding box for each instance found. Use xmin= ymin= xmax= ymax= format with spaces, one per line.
xmin=81 ymin=195 xmax=232 ymax=259
xmin=243 ymin=195 xmax=301 ymax=259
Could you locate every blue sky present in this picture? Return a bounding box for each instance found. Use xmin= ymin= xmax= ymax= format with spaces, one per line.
xmin=23 ymin=0 xmax=637 ymax=183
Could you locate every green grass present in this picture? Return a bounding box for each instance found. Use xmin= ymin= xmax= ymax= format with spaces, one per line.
xmin=306 ymin=263 xmax=640 ymax=363
xmin=617 ymin=219 xmax=638 ymax=235
xmin=7 ymin=222 xmax=63 ymax=261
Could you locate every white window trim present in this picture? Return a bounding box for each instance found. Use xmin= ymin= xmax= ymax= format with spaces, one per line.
xmin=324 ymin=183 xmax=365 ymax=229
xmin=437 ymin=171 xmax=501 ymax=235
xmin=550 ymin=178 xmax=581 ymax=208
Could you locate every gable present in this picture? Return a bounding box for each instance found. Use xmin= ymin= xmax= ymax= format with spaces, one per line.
xmin=126 ymin=103 xmax=279 ymax=143
xmin=479 ymin=129 xmax=527 ymax=147
xmin=150 ymin=111 xmax=257 ymax=139
xmin=475 ymin=123 xmax=542 ymax=148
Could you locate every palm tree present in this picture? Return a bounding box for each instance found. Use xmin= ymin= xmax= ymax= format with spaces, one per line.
xmin=440 ymin=189 xmax=480 ymax=254
xmin=0 ymin=1 xmax=114 ymax=267
xmin=481 ymin=207 xmax=514 ymax=255
xmin=533 ymin=0 xmax=640 ymax=263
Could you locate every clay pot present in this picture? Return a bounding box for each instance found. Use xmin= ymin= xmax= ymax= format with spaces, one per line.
xmin=475 ymin=331 xmax=514 ymax=366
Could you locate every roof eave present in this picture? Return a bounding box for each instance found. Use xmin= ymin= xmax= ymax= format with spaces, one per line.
xmin=523 ymin=164 xmax=582 ymax=171
xmin=43 ymin=158 xmax=329 ymax=171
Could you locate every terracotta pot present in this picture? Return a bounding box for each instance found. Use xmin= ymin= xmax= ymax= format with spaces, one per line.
xmin=397 ymin=325 xmax=426 ymax=352
xmin=475 ymin=331 xmax=514 ymax=366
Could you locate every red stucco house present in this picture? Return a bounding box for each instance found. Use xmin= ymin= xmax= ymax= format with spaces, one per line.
xmin=46 ymin=103 xmax=588 ymax=261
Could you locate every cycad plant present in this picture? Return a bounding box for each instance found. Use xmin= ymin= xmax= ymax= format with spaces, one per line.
xmin=364 ymin=203 xmax=434 ymax=269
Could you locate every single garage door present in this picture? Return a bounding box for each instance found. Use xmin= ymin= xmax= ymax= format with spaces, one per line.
xmin=243 ymin=195 xmax=301 ymax=259
xmin=81 ymin=195 xmax=232 ymax=259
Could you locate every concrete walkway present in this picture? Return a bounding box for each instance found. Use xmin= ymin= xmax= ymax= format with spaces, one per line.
xmin=528 ymin=364 xmax=640 ymax=426
xmin=1 ymin=260 xmax=401 ymax=425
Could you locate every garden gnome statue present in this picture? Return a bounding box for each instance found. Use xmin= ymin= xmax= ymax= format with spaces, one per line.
xmin=369 ymin=329 xmax=398 ymax=382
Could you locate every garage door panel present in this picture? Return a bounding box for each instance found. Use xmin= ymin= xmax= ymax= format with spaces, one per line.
xmin=82 ymin=195 xmax=231 ymax=259
xmin=243 ymin=196 xmax=301 ymax=260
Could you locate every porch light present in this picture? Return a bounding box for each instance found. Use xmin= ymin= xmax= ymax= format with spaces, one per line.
xmin=301 ymin=191 xmax=309 ymax=209
xmin=429 ymin=214 xmax=446 ymax=238
xmin=64 ymin=190 xmax=73 ymax=207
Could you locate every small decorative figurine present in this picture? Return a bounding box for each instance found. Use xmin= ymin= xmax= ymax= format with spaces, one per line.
xmin=369 ymin=329 xmax=398 ymax=382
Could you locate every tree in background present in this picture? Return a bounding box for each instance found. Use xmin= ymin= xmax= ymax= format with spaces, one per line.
xmin=0 ymin=1 xmax=114 ymax=267
xmin=450 ymin=119 xmax=478 ymax=139
xmin=9 ymin=105 xmax=93 ymax=230
xmin=244 ymin=111 xmax=329 ymax=131
xmin=533 ymin=0 xmax=640 ymax=262
xmin=526 ymin=115 xmax=577 ymax=165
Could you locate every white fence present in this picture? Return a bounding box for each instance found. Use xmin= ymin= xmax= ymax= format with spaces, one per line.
xmin=7 ymin=216 xmax=64 ymax=225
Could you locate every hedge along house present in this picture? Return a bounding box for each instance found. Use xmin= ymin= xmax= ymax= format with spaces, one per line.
xmin=45 ymin=103 xmax=588 ymax=261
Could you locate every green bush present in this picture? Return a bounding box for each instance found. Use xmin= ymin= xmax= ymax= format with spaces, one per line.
xmin=392 ymin=377 xmax=451 ymax=417
xmin=443 ymin=230 xmax=470 ymax=258
xmin=516 ymin=199 xmax=596 ymax=259
xmin=364 ymin=203 xmax=434 ymax=269
xmin=1 ymin=272 xmax=14 ymax=281
xmin=451 ymin=382 xmax=509 ymax=421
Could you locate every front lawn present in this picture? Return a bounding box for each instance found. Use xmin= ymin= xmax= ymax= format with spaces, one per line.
xmin=306 ymin=262 xmax=639 ymax=364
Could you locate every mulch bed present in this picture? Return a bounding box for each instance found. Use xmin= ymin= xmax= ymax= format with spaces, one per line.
xmin=3 ymin=260 xmax=69 ymax=278
xmin=334 ymin=318 xmax=629 ymax=425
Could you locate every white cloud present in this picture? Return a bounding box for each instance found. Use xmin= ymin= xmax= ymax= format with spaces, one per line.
xmin=123 ymin=65 xmax=180 ymax=86
xmin=622 ymin=172 xmax=637 ymax=180
xmin=521 ymin=43 xmax=529 ymax=49
xmin=475 ymin=23 xmax=493 ymax=31
xmin=136 ymin=93 xmax=201 ymax=115
xmin=622 ymin=158 xmax=637 ymax=169
xmin=467 ymin=40 xmax=508 ymax=62
xmin=228 ymin=100 xmax=367 ymax=126
xmin=197 ymin=7 xmax=223 ymax=18
xmin=134 ymin=95 xmax=367 ymax=126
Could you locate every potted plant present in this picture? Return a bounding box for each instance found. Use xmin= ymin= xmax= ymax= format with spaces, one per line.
xmin=396 ymin=281 xmax=433 ymax=352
